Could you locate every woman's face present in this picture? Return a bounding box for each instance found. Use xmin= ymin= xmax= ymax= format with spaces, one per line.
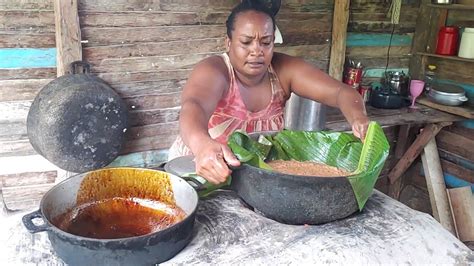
xmin=227 ymin=10 xmax=274 ymax=78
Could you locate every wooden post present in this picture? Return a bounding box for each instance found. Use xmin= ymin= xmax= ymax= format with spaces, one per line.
xmin=328 ymin=0 xmax=349 ymax=81
xmin=54 ymin=0 xmax=82 ymax=180
xmin=421 ymin=138 xmax=456 ymax=235
xmin=54 ymin=0 xmax=82 ymax=77
xmin=388 ymin=122 xmax=451 ymax=185
xmin=409 ymin=4 xmax=431 ymax=80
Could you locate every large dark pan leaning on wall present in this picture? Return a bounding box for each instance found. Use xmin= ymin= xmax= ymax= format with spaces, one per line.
xmin=27 ymin=61 xmax=129 ymax=173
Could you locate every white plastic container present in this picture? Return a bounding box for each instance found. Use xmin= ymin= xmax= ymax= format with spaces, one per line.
xmin=458 ymin=28 xmax=474 ymax=59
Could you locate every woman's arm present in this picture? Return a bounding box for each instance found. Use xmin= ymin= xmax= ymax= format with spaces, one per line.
xmin=179 ymin=56 xmax=240 ymax=183
xmin=272 ymin=53 xmax=369 ymax=139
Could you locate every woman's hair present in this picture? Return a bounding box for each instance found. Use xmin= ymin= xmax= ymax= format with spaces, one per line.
xmin=226 ymin=0 xmax=276 ymax=39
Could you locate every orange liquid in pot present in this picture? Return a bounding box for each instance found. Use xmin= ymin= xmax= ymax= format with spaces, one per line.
xmin=52 ymin=197 xmax=186 ymax=239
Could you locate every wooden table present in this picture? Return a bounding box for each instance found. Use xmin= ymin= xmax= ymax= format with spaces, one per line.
xmin=2 ymin=191 xmax=472 ymax=265
xmin=324 ymin=103 xmax=462 ymax=132
xmin=325 ymin=103 xmax=465 ymax=234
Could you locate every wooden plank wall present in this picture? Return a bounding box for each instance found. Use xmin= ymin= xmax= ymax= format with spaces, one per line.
xmin=0 ymin=0 xmax=433 ymax=210
xmin=0 ymin=0 xmax=337 ymax=210
xmin=0 ymin=0 xmax=61 ymax=210
xmin=346 ymin=0 xmax=420 ymax=83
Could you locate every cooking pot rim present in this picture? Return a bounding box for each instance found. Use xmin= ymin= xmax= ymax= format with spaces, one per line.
xmin=167 ymin=154 xmax=357 ymax=180
xmin=431 ymin=86 xmax=465 ymax=96
xmin=38 ymin=167 xmax=198 ymax=242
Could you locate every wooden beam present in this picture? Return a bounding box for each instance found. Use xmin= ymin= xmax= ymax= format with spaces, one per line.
xmin=441 ymin=159 xmax=474 ymax=184
xmin=421 ymin=138 xmax=456 ymax=235
xmin=388 ymin=122 xmax=451 ymax=185
xmin=394 ymin=124 xmax=411 ymax=159
xmin=436 ymin=129 xmax=474 ymax=162
xmin=54 ymin=0 xmax=82 ymax=76
xmin=328 ymin=0 xmax=349 ymax=80
xmin=388 ymin=124 xmax=412 ymax=199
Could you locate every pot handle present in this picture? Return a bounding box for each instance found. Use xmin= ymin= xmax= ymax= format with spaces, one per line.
xmin=181 ymin=173 xmax=231 ymax=197
xmin=459 ymin=96 xmax=468 ymax=102
xmin=69 ymin=61 xmax=91 ymax=74
xmin=22 ymin=209 xmax=50 ymax=234
xmin=181 ymin=174 xmax=208 ymax=192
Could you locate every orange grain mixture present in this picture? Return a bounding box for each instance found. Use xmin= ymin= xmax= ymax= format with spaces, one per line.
xmin=267 ymin=160 xmax=350 ymax=177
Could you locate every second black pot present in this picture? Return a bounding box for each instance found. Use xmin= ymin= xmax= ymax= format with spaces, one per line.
xmin=165 ymin=155 xmax=359 ymax=225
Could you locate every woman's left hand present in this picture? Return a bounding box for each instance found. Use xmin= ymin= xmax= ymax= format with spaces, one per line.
xmin=352 ymin=116 xmax=370 ymax=141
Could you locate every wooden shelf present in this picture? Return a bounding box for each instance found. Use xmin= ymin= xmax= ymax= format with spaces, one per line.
xmin=417 ymin=96 xmax=474 ymax=119
xmin=426 ymin=3 xmax=474 ymax=10
xmin=416 ymin=52 xmax=474 ymax=63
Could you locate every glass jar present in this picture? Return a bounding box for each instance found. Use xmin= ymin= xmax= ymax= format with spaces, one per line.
xmin=424 ymin=64 xmax=437 ymax=91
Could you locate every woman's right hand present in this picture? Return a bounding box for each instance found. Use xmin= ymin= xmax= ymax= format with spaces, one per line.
xmin=193 ymin=139 xmax=241 ymax=184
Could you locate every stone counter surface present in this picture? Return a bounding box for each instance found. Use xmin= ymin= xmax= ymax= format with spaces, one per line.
xmin=1 ymin=190 xmax=473 ymax=265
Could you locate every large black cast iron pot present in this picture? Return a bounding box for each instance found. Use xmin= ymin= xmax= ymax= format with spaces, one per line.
xmin=22 ymin=168 xmax=198 ymax=266
xmin=27 ymin=61 xmax=128 ymax=173
xmin=230 ymin=163 xmax=359 ymax=224
xmin=166 ymin=153 xmax=359 ymax=225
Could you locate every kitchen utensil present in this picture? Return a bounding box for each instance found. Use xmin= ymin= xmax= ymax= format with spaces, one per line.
xmin=343 ymin=67 xmax=363 ymax=88
xmin=27 ymin=61 xmax=128 ymax=173
xmin=22 ymin=168 xmax=198 ymax=266
xmin=370 ymin=86 xmax=410 ymax=109
xmin=458 ymin=28 xmax=474 ymax=59
xmin=383 ymin=71 xmax=409 ymax=96
xmin=427 ymin=84 xmax=469 ymax=106
xmin=166 ymin=127 xmax=368 ymax=225
xmin=284 ymin=93 xmax=326 ymax=131
xmin=409 ymin=80 xmax=425 ymax=109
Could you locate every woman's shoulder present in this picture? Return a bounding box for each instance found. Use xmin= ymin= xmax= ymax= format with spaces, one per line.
xmin=191 ymin=55 xmax=229 ymax=78
xmin=196 ymin=55 xmax=227 ymax=71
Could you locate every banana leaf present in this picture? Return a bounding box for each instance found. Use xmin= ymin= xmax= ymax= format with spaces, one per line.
xmin=227 ymin=122 xmax=389 ymax=210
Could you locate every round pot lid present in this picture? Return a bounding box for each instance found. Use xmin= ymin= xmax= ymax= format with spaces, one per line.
xmin=431 ymin=84 xmax=465 ymax=96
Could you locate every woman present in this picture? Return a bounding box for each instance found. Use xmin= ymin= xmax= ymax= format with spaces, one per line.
xmin=169 ymin=2 xmax=369 ymax=184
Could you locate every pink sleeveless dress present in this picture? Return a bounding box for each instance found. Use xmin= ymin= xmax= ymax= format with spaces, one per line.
xmin=168 ymin=53 xmax=288 ymax=160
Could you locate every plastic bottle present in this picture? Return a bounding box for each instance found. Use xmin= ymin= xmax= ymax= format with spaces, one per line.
xmin=424 ymin=64 xmax=437 ymax=91
xmin=458 ymin=27 xmax=474 ymax=59
xmin=436 ymin=26 xmax=459 ymax=56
